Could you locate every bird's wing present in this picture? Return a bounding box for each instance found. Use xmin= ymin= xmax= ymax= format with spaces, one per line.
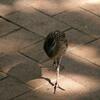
xmin=49 ymin=39 xmax=56 ymax=51
xmin=44 ymin=34 xmax=58 ymax=58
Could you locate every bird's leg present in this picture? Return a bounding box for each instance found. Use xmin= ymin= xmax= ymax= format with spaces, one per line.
xmin=54 ymin=56 xmax=65 ymax=94
xmin=54 ymin=60 xmax=59 ymax=94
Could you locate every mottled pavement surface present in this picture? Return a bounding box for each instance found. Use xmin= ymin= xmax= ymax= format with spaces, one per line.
xmin=0 ymin=0 xmax=100 ymax=100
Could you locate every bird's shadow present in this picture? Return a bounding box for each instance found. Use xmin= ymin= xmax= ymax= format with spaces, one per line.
xmin=40 ymin=76 xmax=54 ymax=86
xmin=40 ymin=76 xmax=65 ymax=94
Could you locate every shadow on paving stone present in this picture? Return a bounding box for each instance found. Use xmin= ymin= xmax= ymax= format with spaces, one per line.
xmin=39 ymin=53 xmax=100 ymax=100
xmin=0 ymin=0 xmax=16 ymax=5
xmin=0 ymin=53 xmax=54 ymax=87
xmin=54 ymin=7 xmax=100 ymax=38
xmin=0 ymin=47 xmax=100 ymax=99
xmin=0 ymin=54 xmax=40 ymax=81
xmin=7 ymin=61 xmax=42 ymax=82
xmin=0 ymin=0 xmax=70 ymax=36
xmin=77 ymin=89 xmax=100 ymax=100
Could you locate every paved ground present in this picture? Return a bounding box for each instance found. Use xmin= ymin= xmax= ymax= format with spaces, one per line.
xmin=0 ymin=0 xmax=100 ymax=100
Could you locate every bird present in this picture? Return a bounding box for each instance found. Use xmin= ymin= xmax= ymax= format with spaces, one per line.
xmin=43 ymin=30 xmax=68 ymax=94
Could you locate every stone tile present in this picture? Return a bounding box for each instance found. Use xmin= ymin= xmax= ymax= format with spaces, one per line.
xmin=0 ymin=77 xmax=30 ymax=100
xmin=0 ymin=53 xmax=42 ymax=83
xmin=0 ymin=28 xmax=43 ymax=54
xmin=13 ymin=91 xmax=42 ymax=100
xmin=0 ymin=53 xmax=26 ymax=73
xmin=14 ymin=65 xmax=85 ymax=100
xmin=0 ymin=72 xmax=7 ymax=80
xmin=26 ymin=68 xmax=60 ymax=92
xmin=14 ymin=76 xmax=85 ymax=100
xmin=43 ymin=53 xmax=100 ymax=95
xmin=77 ymin=89 xmax=100 ymax=100
xmin=29 ymin=0 xmax=86 ymax=16
xmin=69 ymin=39 xmax=100 ymax=66
xmin=0 ymin=0 xmax=16 ymax=5
xmin=0 ymin=18 xmax=19 ymax=36
xmin=6 ymin=9 xmax=70 ymax=37
xmin=26 ymin=78 xmax=49 ymax=91
xmin=60 ymin=53 xmax=100 ymax=91
xmin=54 ymin=8 xmax=100 ymax=38
xmin=20 ymin=40 xmax=49 ymax=63
xmin=32 ymin=78 xmax=85 ymax=100
xmin=81 ymin=3 xmax=100 ymax=16
xmin=0 ymin=4 xmax=13 ymax=16
xmin=14 ymin=54 xmax=100 ymax=100
xmin=0 ymin=0 xmax=15 ymax=16
xmin=64 ymin=29 xmax=94 ymax=49
xmin=0 ymin=0 xmax=36 ymax=16
xmin=0 ymin=0 xmax=84 ymax=16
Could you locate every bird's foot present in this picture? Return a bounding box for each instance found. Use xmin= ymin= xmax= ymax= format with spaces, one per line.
xmin=53 ymin=82 xmax=65 ymax=94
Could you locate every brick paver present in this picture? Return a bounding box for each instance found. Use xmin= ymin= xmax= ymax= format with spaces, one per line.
xmin=20 ymin=40 xmax=49 ymax=63
xmin=69 ymin=39 xmax=100 ymax=66
xmin=0 ymin=0 xmax=100 ymax=100
xmin=13 ymin=77 xmax=85 ymax=100
xmin=0 ymin=53 xmax=41 ymax=81
xmin=0 ymin=77 xmax=30 ymax=100
xmin=54 ymin=8 xmax=100 ymax=38
xmin=5 ymin=9 xmax=70 ymax=37
xmin=81 ymin=4 xmax=100 ymax=16
xmin=0 ymin=18 xmax=19 ymax=37
xmin=61 ymin=53 xmax=100 ymax=87
xmin=0 ymin=28 xmax=43 ymax=53
xmin=30 ymin=0 xmax=79 ymax=16
xmin=64 ymin=29 xmax=95 ymax=49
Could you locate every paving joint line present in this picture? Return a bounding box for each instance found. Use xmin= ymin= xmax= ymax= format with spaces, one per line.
xmin=0 ymin=4 xmax=99 ymax=100
xmin=85 ymin=37 xmax=100 ymax=45
xmin=0 ymin=15 xmax=45 ymax=38
xmin=62 ymin=27 xmax=73 ymax=32
xmin=67 ymin=38 xmax=97 ymax=53
xmin=31 ymin=6 xmax=75 ymax=36
xmin=9 ymin=76 xmax=66 ymax=100
xmin=70 ymin=52 xmax=100 ymax=68
xmin=66 ymin=38 xmax=100 ymax=68
xmin=53 ymin=18 xmax=86 ymax=33
xmin=71 ymin=27 xmax=97 ymax=39
xmin=9 ymin=90 xmax=31 ymax=100
xmin=0 ymin=54 xmax=90 ymax=99
xmin=31 ymin=6 xmax=72 ymax=31
xmin=32 ymin=6 xmax=53 ymax=17
xmin=0 ymin=28 xmax=21 ymax=38
xmin=60 ymin=53 xmax=100 ymax=87
xmin=6 ymin=72 xmax=40 ymax=92
xmin=53 ymin=15 xmax=98 ymax=39
xmin=0 ymin=11 xmax=72 ymax=38
xmin=0 ymin=71 xmax=34 ymax=91
xmin=51 ymin=10 xmax=67 ymax=17
xmin=80 ymin=7 xmax=100 ymax=18
xmin=18 ymin=38 xmax=44 ymax=52
xmin=18 ymin=51 xmax=40 ymax=63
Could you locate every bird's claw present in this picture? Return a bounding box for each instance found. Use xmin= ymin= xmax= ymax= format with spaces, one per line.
xmin=54 ymin=82 xmax=57 ymax=94
xmin=53 ymin=82 xmax=65 ymax=94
